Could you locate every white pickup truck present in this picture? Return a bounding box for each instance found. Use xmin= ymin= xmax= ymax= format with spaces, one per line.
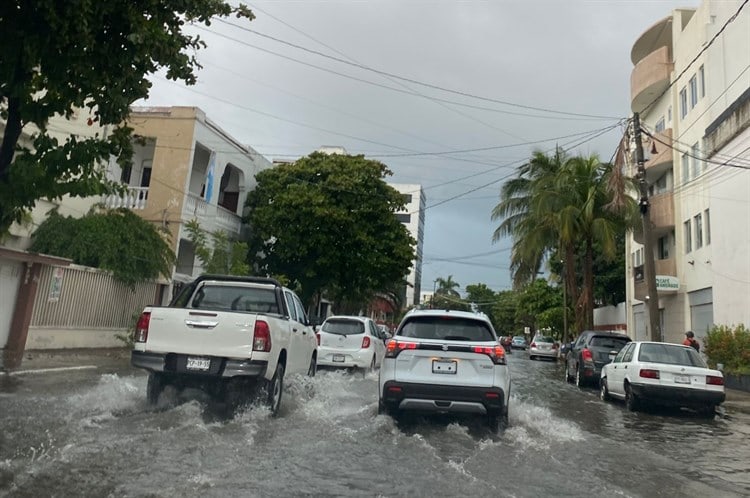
xmin=131 ymin=275 xmax=318 ymax=415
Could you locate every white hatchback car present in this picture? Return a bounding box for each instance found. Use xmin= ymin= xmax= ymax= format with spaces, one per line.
xmin=316 ymin=316 xmax=387 ymax=371
xmin=378 ymin=309 xmax=511 ymax=431
xmin=600 ymin=341 xmax=725 ymax=416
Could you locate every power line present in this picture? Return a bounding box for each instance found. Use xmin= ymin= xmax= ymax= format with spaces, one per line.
xmin=640 ymin=0 xmax=749 ymax=114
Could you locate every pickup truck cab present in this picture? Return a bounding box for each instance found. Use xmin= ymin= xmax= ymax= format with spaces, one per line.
xmin=131 ymin=275 xmax=317 ymax=415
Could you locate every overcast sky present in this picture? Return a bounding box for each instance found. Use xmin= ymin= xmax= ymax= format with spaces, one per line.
xmin=144 ymin=0 xmax=699 ymax=296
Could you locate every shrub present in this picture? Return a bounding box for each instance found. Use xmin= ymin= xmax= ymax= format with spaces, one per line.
xmin=704 ymin=324 xmax=750 ymax=375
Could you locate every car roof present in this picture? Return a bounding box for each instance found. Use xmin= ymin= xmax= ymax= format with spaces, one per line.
xmin=583 ymin=331 xmax=630 ymax=338
xmin=401 ymin=309 xmax=493 ymax=325
xmin=324 ymin=315 xmax=369 ymax=323
xmin=632 ymin=341 xmax=692 ymax=348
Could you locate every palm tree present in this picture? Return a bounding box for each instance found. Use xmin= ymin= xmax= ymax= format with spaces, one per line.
xmin=434 ymin=275 xmax=460 ymax=297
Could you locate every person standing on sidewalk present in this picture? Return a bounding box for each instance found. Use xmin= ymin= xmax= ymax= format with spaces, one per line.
xmin=683 ymin=331 xmax=700 ymax=352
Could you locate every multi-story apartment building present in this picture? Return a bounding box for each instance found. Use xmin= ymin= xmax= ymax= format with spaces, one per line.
xmin=390 ymin=183 xmax=426 ymax=307
xmin=626 ymin=0 xmax=750 ymax=343
xmin=106 ymin=106 xmax=273 ymax=299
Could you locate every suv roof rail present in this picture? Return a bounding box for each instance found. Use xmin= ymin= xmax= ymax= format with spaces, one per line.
xmin=193 ymin=274 xmax=284 ymax=288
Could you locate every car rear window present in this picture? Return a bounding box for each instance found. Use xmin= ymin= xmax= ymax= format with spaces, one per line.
xmin=190 ymin=284 xmax=279 ymax=313
xmin=322 ymin=319 xmax=365 ymax=335
xmin=637 ymin=343 xmax=707 ymax=367
xmin=513 ymin=336 xmax=525 ymax=341
xmin=398 ymin=316 xmax=495 ymax=342
xmin=590 ymin=336 xmax=630 ymax=350
xmin=535 ymin=336 xmax=555 ymax=343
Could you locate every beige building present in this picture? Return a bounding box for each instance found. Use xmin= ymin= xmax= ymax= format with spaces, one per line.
xmin=626 ymin=0 xmax=750 ymax=343
xmin=105 ymin=106 xmax=273 ymax=298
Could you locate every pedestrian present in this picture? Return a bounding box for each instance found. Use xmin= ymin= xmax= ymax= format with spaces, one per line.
xmin=683 ymin=331 xmax=700 ymax=352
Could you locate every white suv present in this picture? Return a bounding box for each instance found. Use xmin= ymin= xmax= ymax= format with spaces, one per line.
xmin=378 ymin=309 xmax=511 ymax=431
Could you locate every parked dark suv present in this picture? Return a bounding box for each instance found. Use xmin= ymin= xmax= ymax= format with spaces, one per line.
xmin=564 ymin=331 xmax=631 ymax=387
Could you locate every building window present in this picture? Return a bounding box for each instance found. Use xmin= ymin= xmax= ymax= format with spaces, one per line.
xmin=694 ymin=214 xmax=703 ymax=249
xmin=668 ymin=106 xmax=672 ymax=123
xmin=655 ymin=173 xmax=669 ymax=194
xmin=396 ymin=213 xmax=411 ymax=223
xmin=658 ymin=235 xmax=670 ymax=260
xmin=402 ymin=194 xmax=413 ymax=204
xmin=680 ymin=88 xmax=688 ymax=119
xmin=704 ymin=209 xmax=711 ymax=245
xmin=655 ymin=117 xmax=666 ymax=133
xmin=699 ymin=65 xmax=705 ymax=98
xmin=684 ymin=220 xmax=692 ymax=253
xmin=689 ymin=75 xmax=698 ymax=108
xmin=682 ymin=152 xmax=690 ymax=184
xmin=692 ymin=142 xmax=701 ymax=178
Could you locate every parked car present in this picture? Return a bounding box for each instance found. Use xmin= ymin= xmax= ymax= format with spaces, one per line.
xmin=378 ymin=309 xmax=511 ymax=432
xmin=498 ymin=336 xmax=513 ymax=354
xmin=317 ymin=316 xmax=387 ymax=372
xmin=511 ymin=336 xmax=528 ymax=350
xmin=565 ymin=331 xmax=631 ymax=387
xmin=529 ymin=335 xmax=558 ymax=360
xmin=559 ymin=340 xmax=574 ymax=359
xmin=600 ymin=341 xmax=725 ymax=416
xmin=130 ymin=275 xmax=318 ymax=415
xmin=377 ymin=323 xmax=393 ymax=339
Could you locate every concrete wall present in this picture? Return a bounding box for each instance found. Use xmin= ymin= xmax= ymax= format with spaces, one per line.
xmin=593 ymin=304 xmax=627 ymax=331
xmin=25 ymin=328 xmax=124 ymax=350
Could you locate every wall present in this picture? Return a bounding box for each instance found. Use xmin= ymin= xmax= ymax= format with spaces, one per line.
xmin=593 ymin=304 xmax=627 ymax=331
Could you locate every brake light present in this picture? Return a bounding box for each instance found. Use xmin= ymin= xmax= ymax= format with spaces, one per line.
xmin=639 ymin=369 xmax=660 ymax=379
xmin=485 ymin=392 xmax=500 ymax=399
xmin=706 ymin=375 xmax=724 ymax=386
xmin=134 ymin=312 xmax=151 ymax=343
xmin=385 ymin=339 xmax=417 ymax=357
xmin=253 ymin=320 xmax=272 ymax=352
xmin=581 ymin=348 xmax=594 ymax=362
xmin=530 ymin=342 xmax=537 ymax=348
xmin=362 ymin=336 xmax=371 ymax=349
xmin=473 ymin=345 xmax=506 ymax=365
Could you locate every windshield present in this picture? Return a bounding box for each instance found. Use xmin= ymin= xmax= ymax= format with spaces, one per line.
xmin=637 ymin=343 xmax=707 ymax=367
xmin=590 ymin=337 xmax=630 ymax=350
xmin=190 ymin=284 xmax=279 ymax=313
xmin=321 ymin=319 xmax=365 ymax=335
xmin=398 ymin=316 xmax=495 ymax=342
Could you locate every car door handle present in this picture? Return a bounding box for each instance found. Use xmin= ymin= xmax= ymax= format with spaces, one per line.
xmin=293 ymin=327 xmax=299 ymax=333
xmin=302 ymin=330 xmax=307 ymax=335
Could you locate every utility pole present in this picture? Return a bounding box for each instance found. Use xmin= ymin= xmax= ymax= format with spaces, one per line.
xmin=633 ymin=113 xmax=661 ymax=342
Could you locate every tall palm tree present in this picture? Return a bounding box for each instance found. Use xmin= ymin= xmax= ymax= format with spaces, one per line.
xmin=434 ymin=275 xmax=460 ymax=297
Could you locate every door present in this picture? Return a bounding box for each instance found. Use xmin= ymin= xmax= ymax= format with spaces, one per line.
xmin=608 ymin=343 xmax=635 ymax=395
xmin=291 ymin=292 xmax=314 ymax=373
xmin=284 ymin=290 xmax=306 ymax=374
xmin=368 ymin=320 xmax=386 ymax=366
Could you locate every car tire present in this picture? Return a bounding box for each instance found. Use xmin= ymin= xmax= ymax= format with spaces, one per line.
xmin=378 ymin=399 xmax=397 ymax=419
xmin=307 ymin=354 xmax=317 ymax=377
xmin=564 ymin=362 xmax=573 ymax=383
xmin=625 ymin=384 xmax=640 ymax=412
xmin=575 ymin=365 xmax=586 ymax=388
xmin=264 ymin=361 xmax=285 ymax=416
xmin=146 ymin=372 xmax=165 ymax=405
xmin=529 ymin=355 xmax=535 ymax=361
xmin=600 ymin=378 xmax=611 ymax=402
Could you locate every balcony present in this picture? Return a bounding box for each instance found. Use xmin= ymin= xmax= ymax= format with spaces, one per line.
xmin=631 ymin=17 xmax=672 ymax=66
xmin=216 ymin=206 xmax=242 ymax=234
xmin=649 ymin=191 xmax=674 ymax=233
xmin=103 ymin=186 xmax=148 ymax=210
xmin=644 ymin=128 xmax=673 ymax=180
xmin=184 ymin=193 xmax=208 ymax=218
xmin=631 ymin=46 xmax=673 ymax=112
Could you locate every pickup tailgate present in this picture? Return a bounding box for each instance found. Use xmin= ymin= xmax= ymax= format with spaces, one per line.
xmin=144 ymin=307 xmax=260 ymax=358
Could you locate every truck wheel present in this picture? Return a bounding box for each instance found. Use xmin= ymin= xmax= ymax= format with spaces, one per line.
xmin=146 ymin=372 xmax=165 ymax=405
xmin=307 ymin=355 xmax=317 ymax=377
xmin=265 ymin=362 xmax=284 ymax=416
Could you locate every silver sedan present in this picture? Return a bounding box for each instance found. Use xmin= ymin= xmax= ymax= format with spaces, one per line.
xmin=529 ymin=335 xmax=559 ymax=360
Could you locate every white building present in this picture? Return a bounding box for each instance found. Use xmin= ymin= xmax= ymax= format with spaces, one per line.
xmin=626 ymin=0 xmax=750 ymax=343
xmin=390 ymin=183 xmax=426 ymax=307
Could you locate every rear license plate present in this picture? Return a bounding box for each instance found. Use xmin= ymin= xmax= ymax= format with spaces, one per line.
xmin=186 ymin=357 xmax=210 ymax=371
xmin=674 ymin=375 xmax=691 ymax=384
xmin=333 ymin=354 xmax=345 ymax=363
xmin=432 ymin=360 xmax=457 ymax=374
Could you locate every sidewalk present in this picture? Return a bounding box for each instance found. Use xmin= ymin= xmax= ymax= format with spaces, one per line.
xmin=2 ymin=347 xmax=131 ymax=375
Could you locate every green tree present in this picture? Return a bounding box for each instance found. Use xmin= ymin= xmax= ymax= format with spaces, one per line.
xmin=515 ymin=278 xmax=563 ymax=337
xmin=30 ymin=208 xmax=174 ymax=287
xmin=465 ymin=283 xmax=497 ymax=325
xmin=435 ymin=275 xmax=461 ymax=297
xmin=185 ymin=219 xmax=249 ymax=276
xmin=244 ymin=152 xmax=415 ymax=311
xmin=492 ymin=290 xmax=519 ymax=334
xmin=0 ymin=1 xmax=254 ymax=233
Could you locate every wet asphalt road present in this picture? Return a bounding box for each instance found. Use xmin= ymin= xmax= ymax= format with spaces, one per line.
xmin=1 ymin=353 xmax=749 ymax=497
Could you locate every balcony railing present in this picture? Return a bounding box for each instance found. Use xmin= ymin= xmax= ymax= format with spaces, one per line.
xmin=216 ymin=206 xmax=242 ymax=234
xmin=103 ymin=186 xmax=148 ymax=210
xmin=631 ymin=45 xmax=673 ymax=112
xmin=184 ymin=193 xmax=208 ymax=218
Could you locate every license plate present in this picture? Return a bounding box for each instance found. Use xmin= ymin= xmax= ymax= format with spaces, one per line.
xmin=674 ymin=375 xmax=691 ymax=384
xmin=333 ymin=354 xmax=345 ymax=363
xmin=186 ymin=357 xmax=211 ymax=370
xmin=432 ymin=360 xmax=457 ymax=374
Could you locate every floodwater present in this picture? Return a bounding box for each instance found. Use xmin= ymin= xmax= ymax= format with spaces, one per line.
xmin=1 ymin=355 xmax=749 ymax=497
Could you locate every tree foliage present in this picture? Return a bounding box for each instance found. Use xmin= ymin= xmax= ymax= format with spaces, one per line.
xmin=465 ymin=283 xmax=498 ymax=324
xmin=185 ymin=219 xmax=249 ymax=276
xmin=30 ymin=208 xmax=174 ymax=287
xmin=514 ymin=278 xmax=563 ymax=337
xmin=244 ymin=152 xmax=415 ymax=310
xmin=435 ymin=275 xmax=461 ymax=297
xmin=0 ymin=1 xmax=253 ymax=233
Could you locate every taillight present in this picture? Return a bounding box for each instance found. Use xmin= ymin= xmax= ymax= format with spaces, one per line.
xmin=639 ymin=369 xmax=660 ymax=379
xmin=362 ymin=336 xmax=371 ymax=349
xmin=581 ymin=348 xmax=594 ymax=362
xmin=316 ymin=333 xmax=320 ymax=346
xmin=473 ymin=345 xmax=506 ymax=365
xmin=134 ymin=312 xmax=151 ymax=343
xmin=530 ymin=342 xmax=537 ymax=348
xmin=706 ymin=375 xmax=724 ymax=385
xmin=385 ymin=339 xmax=417 ymax=358
xmin=253 ymin=320 xmax=272 ymax=352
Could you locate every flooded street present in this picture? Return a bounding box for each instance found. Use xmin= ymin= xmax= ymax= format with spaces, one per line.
xmin=2 ymin=354 xmax=749 ymax=497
